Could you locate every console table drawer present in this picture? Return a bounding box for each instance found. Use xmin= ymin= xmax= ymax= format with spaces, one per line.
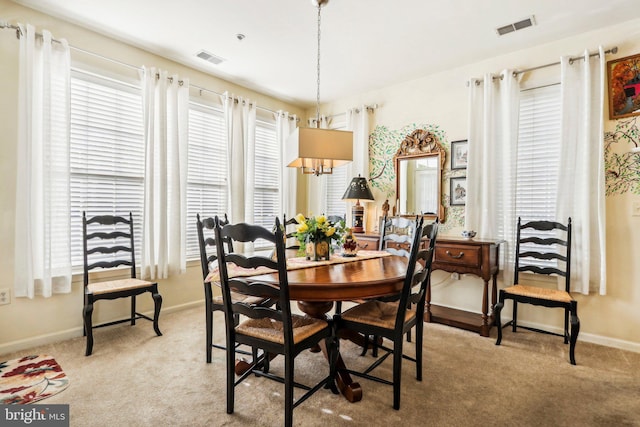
xmin=353 ymin=233 xmax=380 ymax=250
xmin=434 ymin=244 xmax=481 ymax=267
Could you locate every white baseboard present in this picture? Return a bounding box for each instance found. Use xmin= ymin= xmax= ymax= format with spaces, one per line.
xmin=0 ymin=300 xmax=204 ymax=356
xmin=499 ymin=317 xmax=640 ymax=353
xmin=434 ymin=302 xmax=640 ymax=354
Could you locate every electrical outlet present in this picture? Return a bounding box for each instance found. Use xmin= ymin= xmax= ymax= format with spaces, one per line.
xmin=451 ymin=272 xmax=460 ymax=280
xmin=633 ymin=202 xmax=640 ymax=216
xmin=0 ymin=288 xmax=10 ymax=305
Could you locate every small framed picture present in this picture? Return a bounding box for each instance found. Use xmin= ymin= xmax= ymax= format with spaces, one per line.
xmin=450 ymin=176 xmax=467 ymax=206
xmin=607 ymin=53 xmax=640 ymax=120
xmin=451 ymin=140 xmax=468 ymax=170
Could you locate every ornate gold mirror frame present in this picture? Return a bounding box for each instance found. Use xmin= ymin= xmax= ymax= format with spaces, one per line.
xmin=394 ymin=129 xmax=446 ymax=223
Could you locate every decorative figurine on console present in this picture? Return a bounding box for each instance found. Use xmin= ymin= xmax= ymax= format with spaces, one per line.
xmin=342 ymin=228 xmax=358 ymax=257
xmin=382 ymin=199 xmax=390 ymax=218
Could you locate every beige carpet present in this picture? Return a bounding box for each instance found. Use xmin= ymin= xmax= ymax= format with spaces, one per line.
xmin=1 ymin=305 xmax=639 ymax=427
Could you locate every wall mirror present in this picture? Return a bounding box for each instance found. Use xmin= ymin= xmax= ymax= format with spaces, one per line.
xmin=394 ymin=129 xmax=446 ymax=223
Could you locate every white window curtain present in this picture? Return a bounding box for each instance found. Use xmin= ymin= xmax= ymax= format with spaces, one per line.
xmin=466 ymin=70 xmax=520 ymax=284
xmin=307 ymin=116 xmax=329 ymax=216
xmin=277 ymin=111 xmax=298 ymax=217
xmin=242 ymin=99 xmax=257 ymax=226
xmin=223 ymin=93 xmax=256 ymax=224
xmin=140 ymin=67 xmax=189 ymax=280
xmin=346 ymin=106 xmax=371 ymax=178
xmin=558 ymin=48 xmax=607 ymax=295
xmin=14 ymin=24 xmax=71 ymax=298
xmin=346 ymin=106 xmax=371 ymax=228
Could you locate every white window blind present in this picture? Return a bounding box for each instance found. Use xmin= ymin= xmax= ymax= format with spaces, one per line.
xmin=186 ymin=102 xmax=228 ymax=259
xmin=516 ymin=84 xmax=562 ymax=266
xmin=326 ymin=166 xmax=348 ymax=218
xmin=253 ymin=120 xmax=279 ymax=230
xmin=325 ymin=121 xmax=349 ymax=218
xmin=69 ymin=70 xmax=145 ymax=268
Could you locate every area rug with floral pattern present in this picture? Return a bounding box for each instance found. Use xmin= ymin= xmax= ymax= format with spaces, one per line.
xmin=0 ymin=355 xmax=69 ymax=404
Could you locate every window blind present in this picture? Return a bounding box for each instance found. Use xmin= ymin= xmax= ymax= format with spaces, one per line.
xmin=516 ymin=84 xmax=562 ymax=266
xmin=254 ymin=120 xmax=279 ymax=230
xmin=185 ymin=102 xmax=228 ymax=259
xmin=325 ymin=121 xmax=349 ymax=218
xmin=69 ymin=70 xmax=145 ymax=268
xmin=326 ymin=166 xmax=348 ymax=218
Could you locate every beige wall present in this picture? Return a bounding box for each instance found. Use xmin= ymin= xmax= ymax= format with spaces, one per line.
xmin=317 ymin=18 xmax=640 ymax=351
xmin=0 ymin=1 xmax=304 ymax=353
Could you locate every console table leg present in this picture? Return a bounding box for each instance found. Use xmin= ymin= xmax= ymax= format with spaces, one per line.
xmin=480 ymin=279 xmax=490 ymax=337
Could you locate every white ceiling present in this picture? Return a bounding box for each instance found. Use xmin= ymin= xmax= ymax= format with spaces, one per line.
xmin=11 ymin=0 xmax=640 ymax=108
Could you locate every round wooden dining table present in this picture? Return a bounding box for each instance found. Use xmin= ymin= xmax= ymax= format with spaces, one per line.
xmin=249 ymin=254 xmax=409 ymax=403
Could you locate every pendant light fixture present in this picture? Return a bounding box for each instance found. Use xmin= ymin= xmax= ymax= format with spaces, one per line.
xmin=286 ymin=0 xmax=353 ymax=176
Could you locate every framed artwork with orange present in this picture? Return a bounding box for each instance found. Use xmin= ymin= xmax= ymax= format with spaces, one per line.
xmin=607 ymin=53 xmax=640 ymax=120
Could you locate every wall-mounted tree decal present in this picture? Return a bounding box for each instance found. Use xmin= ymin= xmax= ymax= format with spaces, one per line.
xmin=604 ymin=117 xmax=640 ymax=195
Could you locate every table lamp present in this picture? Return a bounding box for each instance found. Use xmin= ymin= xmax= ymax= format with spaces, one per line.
xmin=342 ymin=175 xmax=375 ymax=233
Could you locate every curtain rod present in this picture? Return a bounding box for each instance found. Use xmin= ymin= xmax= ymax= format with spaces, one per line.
xmin=466 ymin=46 xmax=618 ymax=86
xmin=311 ymin=104 xmax=379 ymax=122
xmin=513 ymin=46 xmax=618 ymax=76
xmin=1 ymin=21 xmax=296 ymax=120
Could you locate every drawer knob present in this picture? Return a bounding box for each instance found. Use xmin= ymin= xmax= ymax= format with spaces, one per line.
xmin=445 ymin=250 xmax=464 ymax=259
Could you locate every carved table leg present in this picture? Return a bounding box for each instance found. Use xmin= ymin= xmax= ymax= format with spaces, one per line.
xmin=297 ymin=301 xmax=363 ymax=403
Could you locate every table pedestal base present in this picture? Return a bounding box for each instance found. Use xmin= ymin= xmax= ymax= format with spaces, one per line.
xmin=298 ymin=301 xmax=362 ymax=403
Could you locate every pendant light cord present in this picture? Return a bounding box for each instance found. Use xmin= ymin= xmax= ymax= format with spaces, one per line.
xmin=316 ymin=3 xmax=322 ymax=127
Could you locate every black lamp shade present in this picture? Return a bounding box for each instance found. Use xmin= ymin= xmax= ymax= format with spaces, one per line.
xmin=341 ymin=176 xmax=374 ymax=201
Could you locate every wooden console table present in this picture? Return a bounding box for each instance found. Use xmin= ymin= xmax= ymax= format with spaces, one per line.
xmin=429 ymin=237 xmax=504 ymax=337
xmin=354 ymin=233 xmax=504 ymax=337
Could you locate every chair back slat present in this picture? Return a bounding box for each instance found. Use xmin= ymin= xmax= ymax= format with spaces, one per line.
xmin=87 ymin=260 xmax=133 ymax=271
xmin=521 ymin=219 xmax=568 ymax=232
xmin=519 ymin=236 xmax=568 ymax=246
xmin=232 ymin=302 xmax=284 ymax=322
xmin=228 ymin=278 xmax=281 ymax=300
xmin=85 ymin=214 xmax=130 ymax=226
xmin=225 ymin=253 xmax=278 ymax=271
xmin=82 ymin=211 xmax=137 ymax=287
xmin=519 ymin=251 xmax=567 ymax=263
xmin=87 ymin=245 xmax=132 ymax=256
xmin=86 ymin=231 xmax=131 ymax=240
xmin=514 ymin=217 xmax=572 ymax=292
xmin=518 ymin=265 xmax=567 ymax=277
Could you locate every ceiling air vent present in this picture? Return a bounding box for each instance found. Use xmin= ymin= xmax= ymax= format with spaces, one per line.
xmin=496 ymin=15 xmax=536 ymax=36
xmin=196 ymin=50 xmax=226 ymax=65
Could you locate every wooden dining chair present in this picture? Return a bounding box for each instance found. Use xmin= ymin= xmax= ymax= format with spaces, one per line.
xmin=370 ymin=215 xmax=433 ymax=347
xmin=196 ymin=213 xmax=272 ymax=363
xmin=214 ymin=216 xmax=337 ymax=427
xmin=494 ymin=217 xmax=579 ymax=365
xmin=82 ymin=212 xmax=162 ymax=356
xmin=335 ymin=217 xmax=437 ymax=410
